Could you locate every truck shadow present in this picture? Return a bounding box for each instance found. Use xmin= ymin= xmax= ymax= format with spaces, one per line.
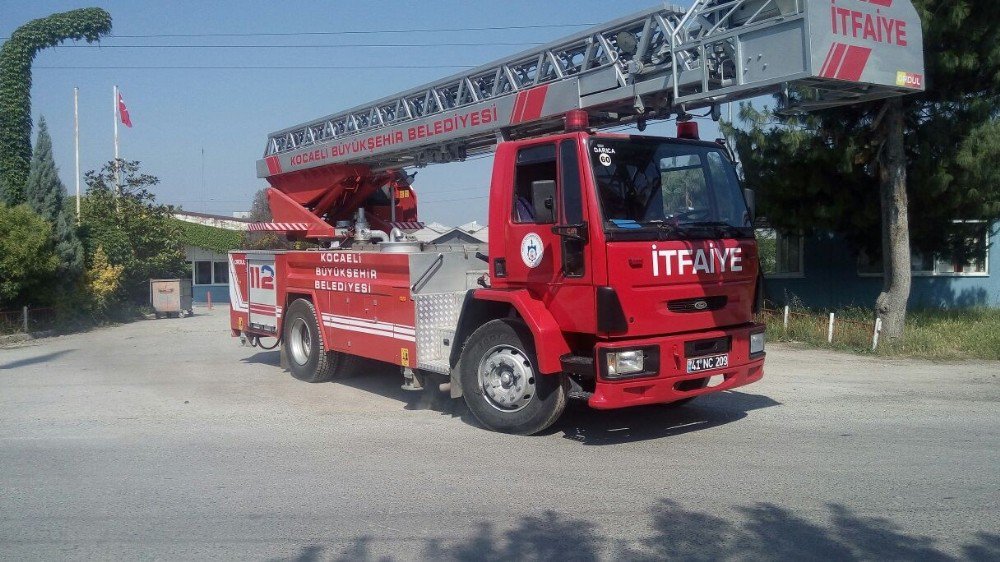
xmin=335 ymin=361 xmax=473 ymax=420
xmin=240 ymin=350 xmax=281 ymax=366
xmin=237 ymin=353 xmax=779 ymax=445
xmin=331 ymin=359 xmax=779 ymax=444
xmin=552 ymin=390 xmax=779 ymax=445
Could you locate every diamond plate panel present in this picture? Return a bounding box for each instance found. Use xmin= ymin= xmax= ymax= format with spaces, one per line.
xmin=415 ymin=292 xmax=465 ymax=373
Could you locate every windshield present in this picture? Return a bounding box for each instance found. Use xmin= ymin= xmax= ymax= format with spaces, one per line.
xmin=590 ymin=138 xmax=752 ymax=239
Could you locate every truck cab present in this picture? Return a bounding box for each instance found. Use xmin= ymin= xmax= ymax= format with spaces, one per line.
xmin=461 ymin=124 xmax=764 ymax=430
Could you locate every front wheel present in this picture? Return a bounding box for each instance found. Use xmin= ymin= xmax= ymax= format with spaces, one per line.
xmin=460 ymin=319 xmax=567 ymax=435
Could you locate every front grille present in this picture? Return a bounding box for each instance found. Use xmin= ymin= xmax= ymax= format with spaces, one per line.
xmin=667 ymin=295 xmax=727 ymax=313
xmin=685 ymin=336 xmax=731 ymax=357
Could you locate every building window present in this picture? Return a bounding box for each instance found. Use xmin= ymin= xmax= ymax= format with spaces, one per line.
xmin=213 ymin=261 xmax=229 ymax=285
xmin=858 ymin=224 xmax=989 ymax=277
xmin=193 ymin=260 xmax=230 ymax=285
xmin=194 ymin=261 xmax=213 ymax=285
xmin=756 ymin=229 xmax=804 ymax=277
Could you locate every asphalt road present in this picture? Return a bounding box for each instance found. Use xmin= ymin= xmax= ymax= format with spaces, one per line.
xmin=1 ymin=308 xmax=997 ymax=561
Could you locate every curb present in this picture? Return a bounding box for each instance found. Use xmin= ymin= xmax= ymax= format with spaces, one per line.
xmin=0 ymin=330 xmax=57 ymax=347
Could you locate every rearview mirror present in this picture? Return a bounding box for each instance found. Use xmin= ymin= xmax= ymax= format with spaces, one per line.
xmin=532 ymin=180 xmax=555 ymax=224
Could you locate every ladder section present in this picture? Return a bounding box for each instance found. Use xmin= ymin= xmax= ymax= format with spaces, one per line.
xmin=260 ymin=4 xmax=690 ymax=177
xmin=258 ymin=0 xmax=924 ymax=179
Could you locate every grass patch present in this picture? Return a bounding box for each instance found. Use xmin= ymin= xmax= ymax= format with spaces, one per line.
xmin=882 ymin=309 xmax=1000 ymax=360
xmin=761 ymin=306 xmax=1000 ymax=361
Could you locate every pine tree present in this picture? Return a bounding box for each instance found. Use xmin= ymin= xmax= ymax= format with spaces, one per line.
xmin=25 ymin=117 xmax=63 ymax=220
xmin=725 ymin=0 xmax=1000 ymax=339
xmin=25 ymin=116 xmax=84 ymax=281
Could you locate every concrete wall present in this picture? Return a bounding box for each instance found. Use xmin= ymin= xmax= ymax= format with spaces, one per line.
xmin=765 ymin=227 xmax=999 ymax=310
xmin=172 ymin=212 xmax=249 ymax=231
xmin=193 ymin=285 xmax=230 ymax=305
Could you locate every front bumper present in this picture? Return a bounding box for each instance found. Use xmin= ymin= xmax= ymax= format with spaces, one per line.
xmin=587 ymin=323 xmax=765 ymax=410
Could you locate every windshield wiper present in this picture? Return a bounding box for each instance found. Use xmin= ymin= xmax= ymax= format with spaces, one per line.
xmin=640 ymin=219 xmax=682 ymax=238
xmin=676 ymin=221 xmax=748 ymax=238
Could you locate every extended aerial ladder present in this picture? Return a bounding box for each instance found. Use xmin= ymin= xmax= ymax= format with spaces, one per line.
xmin=253 ymin=0 xmax=924 ymax=239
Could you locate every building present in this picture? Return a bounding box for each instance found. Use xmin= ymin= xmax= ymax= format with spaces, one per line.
xmin=760 ymin=222 xmax=999 ymax=309
xmin=172 ymin=211 xmax=249 ymax=304
xmin=410 ymin=221 xmax=489 ymax=244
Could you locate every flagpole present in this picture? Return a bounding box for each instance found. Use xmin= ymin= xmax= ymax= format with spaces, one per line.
xmin=113 ymin=84 xmax=120 ymax=198
xmin=74 ymin=86 xmax=81 ymax=223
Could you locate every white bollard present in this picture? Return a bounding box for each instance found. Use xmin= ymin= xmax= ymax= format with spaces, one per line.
xmin=22 ymin=306 xmax=28 ymax=333
xmin=872 ymin=317 xmax=883 ymax=351
xmin=827 ymin=312 xmax=835 ymax=343
xmin=783 ymin=305 xmax=790 ymax=331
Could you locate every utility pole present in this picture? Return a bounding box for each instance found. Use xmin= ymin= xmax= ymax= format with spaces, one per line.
xmin=74 ymin=86 xmax=81 ymax=223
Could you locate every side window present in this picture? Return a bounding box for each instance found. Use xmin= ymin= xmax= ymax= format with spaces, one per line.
xmin=512 ymin=144 xmax=558 ymax=224
xmin=705 ymin=151 xmax=744 ymax=225
xmin=560 ymin=140 xmax=583 ymax=224
xmin=560 ymin=140 xmax=585 ymax=277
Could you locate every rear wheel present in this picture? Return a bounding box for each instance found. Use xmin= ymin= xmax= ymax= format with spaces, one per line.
xmin=283 ymin=299 xmax=358 ymax=382
xmin=460 ymin=319 xmax=567 ymax=435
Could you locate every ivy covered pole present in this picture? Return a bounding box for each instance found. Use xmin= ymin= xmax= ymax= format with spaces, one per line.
xmin=0 ymin=8 xmax=112 ymax=205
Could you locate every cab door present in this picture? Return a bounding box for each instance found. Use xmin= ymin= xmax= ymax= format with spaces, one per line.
xmin=502 ymin=139 xmax=595 ymax=333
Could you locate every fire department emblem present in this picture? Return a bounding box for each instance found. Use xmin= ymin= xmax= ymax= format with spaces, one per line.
xmin=520 ymin=233 xmax=544 ymax=268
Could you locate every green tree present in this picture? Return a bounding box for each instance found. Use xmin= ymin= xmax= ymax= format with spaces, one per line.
xmin=0 ymin=8 xmax=112 ymax=205
xmin=0 ymin=204 xmax=59 ymax=306
xmin=25 ymin=117 xmax=84 ymax=281
xmin=79 ymin=160 xmax=188 ymax=304
xmin=726 ymin=0 xmax=1000 ymax=339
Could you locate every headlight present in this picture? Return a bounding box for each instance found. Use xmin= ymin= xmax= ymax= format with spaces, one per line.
xmin=607 ymin=350 xmax=644 ymax=376
xmin=749 ymin=331 xmax=766 ymax=356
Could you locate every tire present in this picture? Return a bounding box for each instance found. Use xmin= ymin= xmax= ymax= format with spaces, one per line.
xmin=460 ymin=319 xmax=568 ymax=435
xmin=282 ymin=299 xmax=359 ymax=383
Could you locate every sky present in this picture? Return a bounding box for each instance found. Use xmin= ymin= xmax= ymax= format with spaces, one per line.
xmin=2 ymin=0 xmax=728 ymax=226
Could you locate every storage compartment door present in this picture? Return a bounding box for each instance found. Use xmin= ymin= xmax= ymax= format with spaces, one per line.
xmin=248 ymin=257 xmax=278 ymax=334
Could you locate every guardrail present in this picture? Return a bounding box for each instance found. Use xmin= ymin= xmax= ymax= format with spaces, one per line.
xmin=757 ymin=305 xmax=883 ymax=351
xmin=0 ymin=307 xmax=56 ymax=335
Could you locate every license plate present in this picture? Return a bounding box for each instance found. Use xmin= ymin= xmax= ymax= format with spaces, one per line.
xmin=686 ymin=353 xmax=729 ymax=373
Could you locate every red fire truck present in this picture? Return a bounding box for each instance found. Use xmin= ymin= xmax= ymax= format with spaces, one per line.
xmin=230 ymin=0 xmax=924 ymax=434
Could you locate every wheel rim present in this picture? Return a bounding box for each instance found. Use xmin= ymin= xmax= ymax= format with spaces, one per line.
xmin=288 ymin=317 xmax=312 ymax=366
xmin=477 ymin=345 xmax=536 ymax=412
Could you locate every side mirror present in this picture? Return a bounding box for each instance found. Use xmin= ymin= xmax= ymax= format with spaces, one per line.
xmin=743 ymin=188 xmax=756 ymax=222
xmin=531 ymin=180 xmax=556 ymax=224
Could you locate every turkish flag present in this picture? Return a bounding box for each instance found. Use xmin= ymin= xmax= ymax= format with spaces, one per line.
xmin=117 ymin=92 xmax=132 ymax=128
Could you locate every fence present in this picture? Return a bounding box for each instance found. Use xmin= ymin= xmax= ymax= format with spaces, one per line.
xmin=0 ymin=307 xmax=57 ymax=335
xmin=758 ymin=305 xmax=883 ymax=351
